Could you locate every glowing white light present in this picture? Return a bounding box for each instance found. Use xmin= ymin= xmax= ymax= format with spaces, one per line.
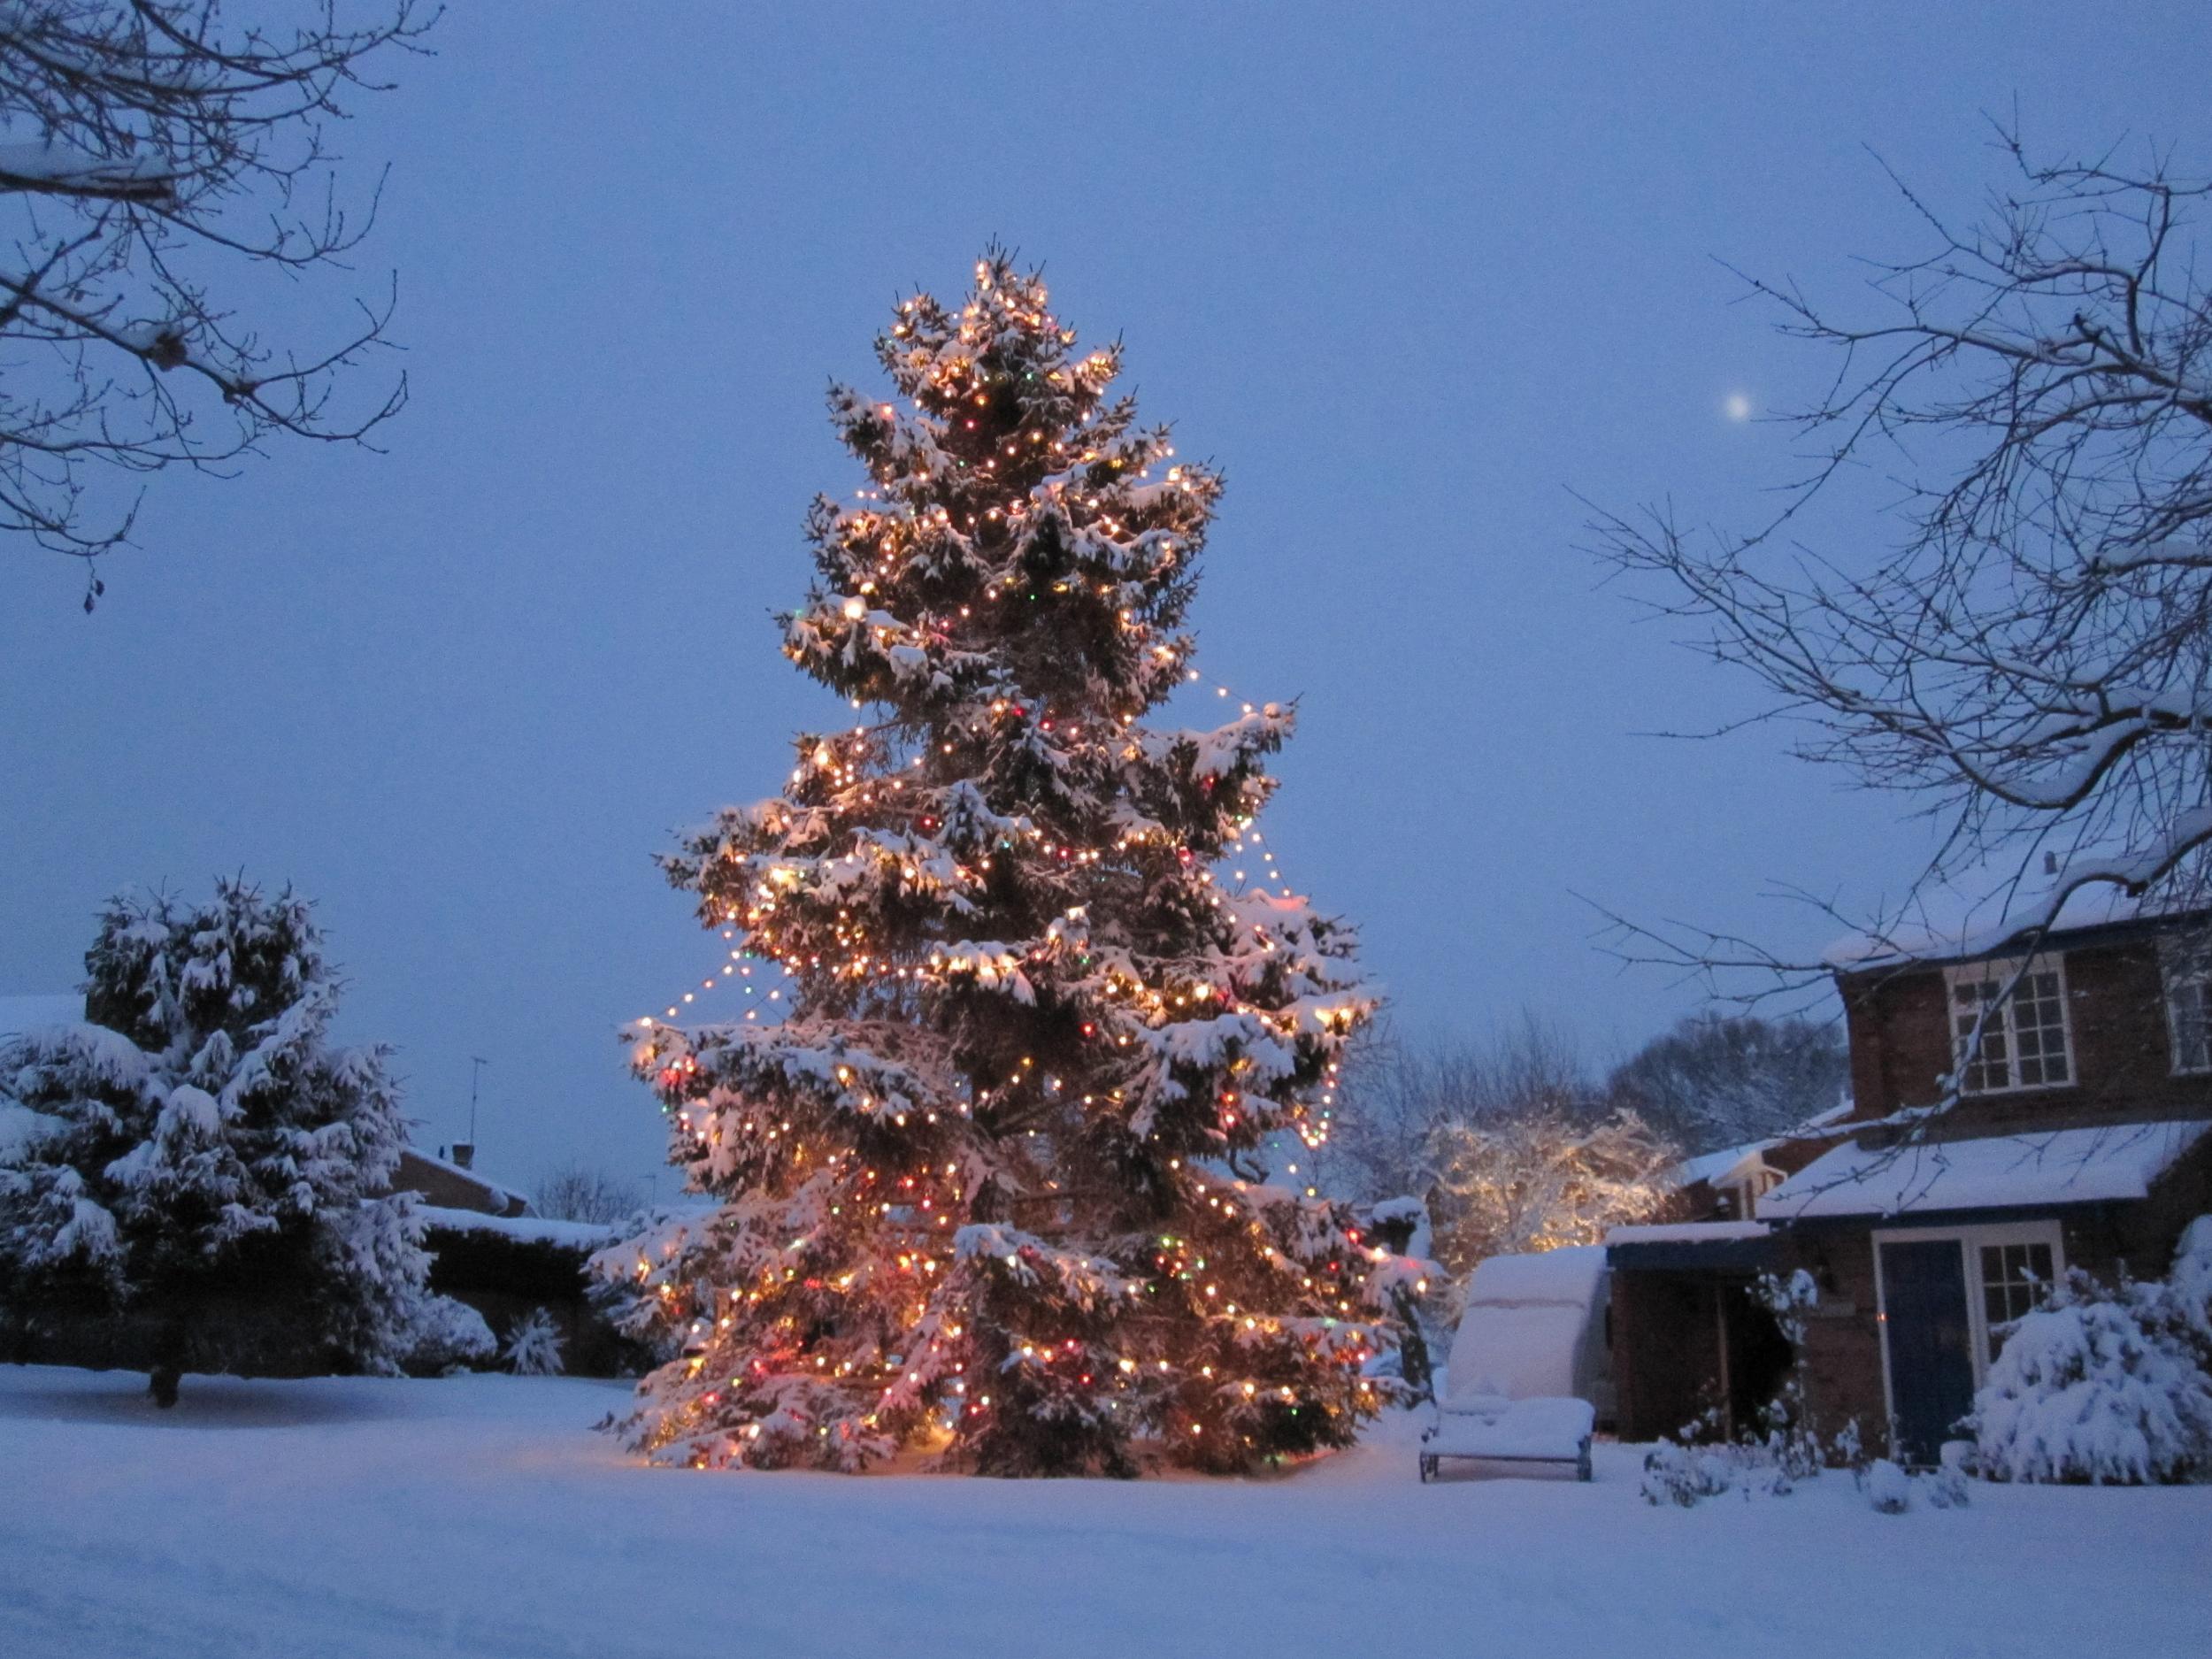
xmin=1723 ymin=392 xmax=1755 ymax=422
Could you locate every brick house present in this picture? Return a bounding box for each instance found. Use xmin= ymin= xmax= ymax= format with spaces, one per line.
xmin=1607 ymin=895 xmax=2212 ymax=1463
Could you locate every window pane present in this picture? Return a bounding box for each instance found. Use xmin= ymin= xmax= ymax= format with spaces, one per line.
xmin=1980 ymin=1240 xmax=2057 ymax=1361
xmin=2166 ymin=956 xmax=2212 ymax=1073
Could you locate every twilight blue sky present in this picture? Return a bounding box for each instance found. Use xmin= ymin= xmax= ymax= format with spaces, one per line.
xmin=4 ymin=4 xmax=2208 ymax=1192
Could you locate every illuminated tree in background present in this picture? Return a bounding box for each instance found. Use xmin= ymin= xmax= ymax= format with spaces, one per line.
xmin=605 ymin=250 xmax=1421 ymax=1476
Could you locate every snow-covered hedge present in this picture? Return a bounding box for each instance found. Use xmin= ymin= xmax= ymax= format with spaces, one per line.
xmin=1969 ymin=1246 xmax=2212 ymax=1486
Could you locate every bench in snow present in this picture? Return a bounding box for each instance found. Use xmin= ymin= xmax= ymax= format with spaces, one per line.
xmin=1419 ymin=1394 xmax=1595 ymax=1483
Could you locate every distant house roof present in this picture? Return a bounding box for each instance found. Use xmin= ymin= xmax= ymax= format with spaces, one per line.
xmin=0 ymin=995 xmax=83 ymax=1035
xmin=416 ymin=1205 xmax=612 ymax=1248
xmin=1760 ymin=1119 xmax=2212 ymax=1221
xmin=388 ymin=1147 xmax=531 ymax=1217
xmin=0 ymin=998 xmax=83 ymax=1159
xmin=1673 ymin=1141 xmax=1779 ymax=1190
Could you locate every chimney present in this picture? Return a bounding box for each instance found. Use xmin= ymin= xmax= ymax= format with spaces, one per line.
xmin=449 ymin=1142 xmax=475 ymax=1171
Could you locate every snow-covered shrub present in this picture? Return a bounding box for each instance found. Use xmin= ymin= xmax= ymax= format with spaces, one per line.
xmin=2164 ymin=1216 xmax=2212 ymax=1356
xmin=1969 ymin=1268 xmax=2212 ymax=1485
xmin=1640 ymin=1273 xmax=1842 ymax=1509
xmin=1863 ymin=1458 xmax=1912 ymax=1513
xmin=1924 ymin=1443 xmax=1972 ymax=1509
xmin=402 ymin=1294 xmax=496 ymax=1374
xmin=1640 ymin=1402 xmax=1809 ymax=1506
xmin=502 ymin=1306 xmax=565 ymax=1377
xmin=1747 ymin=1269 xmax=1825 ymax=1479
xmin=1640 ymin=1440 xmax=1735 ymax=1508
xmin=0 ymin=880 xmax=436 ymax=1402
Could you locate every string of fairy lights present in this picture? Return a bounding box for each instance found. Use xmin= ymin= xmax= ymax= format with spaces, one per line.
xmin=641 ymin=665 xmax=1302 ymax=1027
xmin=613 ymin=257 xmax=1402 ymax=1471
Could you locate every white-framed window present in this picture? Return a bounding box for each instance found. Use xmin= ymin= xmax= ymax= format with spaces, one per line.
xmin=1975 ymin=1236 xmax=2058 ymax=1362
xmin=1946 ymin=955 xmax=2073 ymax=1094
xmin=1873 ymin=1219 xmax=2066 ymax=1386
xmin=2159 ymin=935 xmax=2212 ymax=1075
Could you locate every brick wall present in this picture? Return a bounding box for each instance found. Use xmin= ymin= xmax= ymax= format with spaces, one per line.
xmin=1839 ymin=932 xmax=2212 ymax=1131
xmin=1780 ymin=1229 xmax=1886 ymax=1446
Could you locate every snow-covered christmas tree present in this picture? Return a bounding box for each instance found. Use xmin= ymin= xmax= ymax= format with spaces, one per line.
xmin=604 ymin=250 xmax=1422 ymax=1475
xmin=0 ymin=879 xmax=433 ymax=1404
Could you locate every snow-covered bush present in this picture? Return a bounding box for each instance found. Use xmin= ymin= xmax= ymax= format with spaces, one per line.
xmin=1969 ymin=1268 xmax=2212 ymax=1485
xmin=1640 ymin=1398 xmax=1812 ymax=1507
xmin=1924 ymin=1442 xmax=1972 ymax=1509
xmin=2164 ymin=1216 xmax=2212 ymax=1356
xmin=402 ymin=1294 xmax=496 ymax=1374
xmin=0 ymin=880 xmax=435 ymax=1402
xmin=1640 ymin=1440 xmax=1736 ymax=1507
xmin=1863 ymin=1458 xmax=1912 ymax=1513
xmin=502 ymin=1306 xmax=565 ymax=1377
xmin=1746 ymin=1269 xmax=1826 ymax=1479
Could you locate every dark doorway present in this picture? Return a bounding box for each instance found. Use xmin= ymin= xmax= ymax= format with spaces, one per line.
xmin=1879 ymin=1239 xmax=1976 ymax=1466
xmin=1719 ymin=1288 xmax=1795 ymax=1434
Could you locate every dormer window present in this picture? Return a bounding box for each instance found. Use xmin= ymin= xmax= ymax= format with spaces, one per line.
xmin=1946 ymin=955 xmax=2072 ymax=1094
xmin=2160 ymin=935 xmax=2212 ymax=1075
xmin=1728 ymin=1168 xmax=1782 ymax=1218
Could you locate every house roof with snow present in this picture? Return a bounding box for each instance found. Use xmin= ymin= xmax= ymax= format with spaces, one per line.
xmin=1758 ymin=1119 xmax=2212 ymax=1221
xmin=416 ymin=1205 xmax=613 ymax=1249
xmin=0 ymin=994 xmax=83 ymax=1036
xmin=0 ymin=997 xmax=83 ymax=1159
xmin=1671 ymin=1140 xmax=1780 ymax=1190
xmin=388 ymin=1147 xmax=532 ymax=1217
xmin=1607 ymin=1220 xmax=1772 ymax=1246
xmin=1820 ymin=849 xmax=2209 ymax=972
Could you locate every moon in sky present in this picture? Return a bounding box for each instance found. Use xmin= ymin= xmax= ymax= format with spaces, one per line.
xmin=1723 ymin=391 xmax=1755 ymax=422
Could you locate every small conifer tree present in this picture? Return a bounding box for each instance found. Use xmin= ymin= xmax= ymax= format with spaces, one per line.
xmin=0 ymin=879 xmax=430 ymax=1403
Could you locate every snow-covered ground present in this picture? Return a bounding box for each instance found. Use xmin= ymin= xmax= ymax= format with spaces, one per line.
xmin=1 ymin=1365 xmax=2206 ymax=1659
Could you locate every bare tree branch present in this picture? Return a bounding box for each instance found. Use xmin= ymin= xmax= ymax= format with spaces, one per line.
xmin=1592 ymin=123 xmax=2212 ymax=971
xmin=0 ymin=1 xmax=438 ymax=606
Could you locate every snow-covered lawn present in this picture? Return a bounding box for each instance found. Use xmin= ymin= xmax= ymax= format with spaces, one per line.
xmin=1 ymin=1365 xmax=2207 ymax=1659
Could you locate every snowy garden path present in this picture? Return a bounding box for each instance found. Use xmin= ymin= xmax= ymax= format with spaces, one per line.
xmin=1 ymin=1364 xmax=2205 ymax=1659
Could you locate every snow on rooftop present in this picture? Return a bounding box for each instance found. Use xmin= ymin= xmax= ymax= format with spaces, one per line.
xmin=1606 ymin=1221 xmax=1772 ymax=1246
xmin=0 ymin=995 xmax=83 ymax=1035
xmin=1672 ymin=1141 xmax=1777 ymax=1189
xmin=0 ymin=1000 xmax=83 ymax=1156
xmin=1760 ymin=1120 xmax=2212 ymax=1221
xmin=416 ymin=1206 xmax=618 ymax=1249
xmin=1819 ymin=851 xmax=2182 ymax=971
xmin=395 ymin=1145 xmax=527 ymax=1212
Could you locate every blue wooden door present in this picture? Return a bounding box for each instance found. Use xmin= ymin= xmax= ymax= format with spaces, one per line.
xmin=1879 ymin=1239 xmax=1976 ymax=1466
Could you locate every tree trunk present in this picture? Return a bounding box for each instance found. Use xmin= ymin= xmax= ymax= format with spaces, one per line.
xmin=148 ymin=1314 xmax=188 ymax=1409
